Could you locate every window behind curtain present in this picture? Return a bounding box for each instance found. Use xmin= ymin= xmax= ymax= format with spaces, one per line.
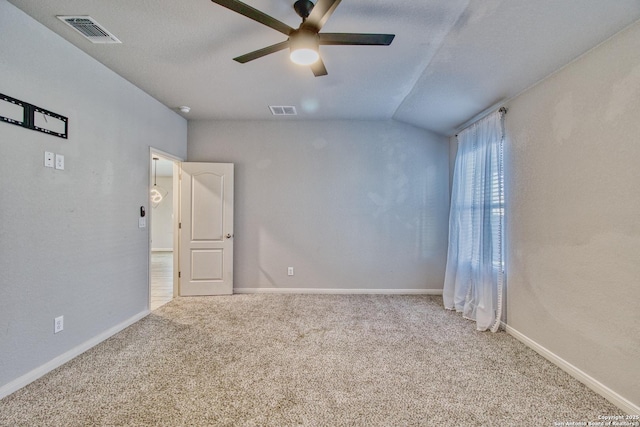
xmin=443 ymin=109 xmax=505 ymax=332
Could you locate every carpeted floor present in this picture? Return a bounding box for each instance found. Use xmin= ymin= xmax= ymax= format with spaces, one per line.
xmin=0 ymin=294 xmax=622 ymax=426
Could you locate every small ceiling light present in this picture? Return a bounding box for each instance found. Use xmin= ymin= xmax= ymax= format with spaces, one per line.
xmin=291 ymin=48 xmax=319 ymax=65
xmin=179 ymin=106 xmax=191 ymax=114
xmin=289 ymin=30 xmax=319 ymax=66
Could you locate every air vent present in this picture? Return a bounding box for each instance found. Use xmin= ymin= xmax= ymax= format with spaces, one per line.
xmin=57 ymin=16 xmax=121 ymax=44
xmin=269 ymin=106 xmax=297 ymax=116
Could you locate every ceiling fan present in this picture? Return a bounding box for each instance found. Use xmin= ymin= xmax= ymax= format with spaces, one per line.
xmin=210 ymin=0 xmax=395 ymax=76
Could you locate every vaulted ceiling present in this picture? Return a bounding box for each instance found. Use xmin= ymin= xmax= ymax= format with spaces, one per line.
xmin=7 ymin=0 xmax=640 ymax=135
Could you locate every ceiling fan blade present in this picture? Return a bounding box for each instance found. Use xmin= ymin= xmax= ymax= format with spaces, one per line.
xmin=301 ymin=0 xmax=342 ymax=32
xmin=211 ymin=0 xmax=294 ymax=36
xmin=233 ymin=41 xmax=290 ymax=63
xmin=311 ymin=58 xmax=328 ymax=77
xmin=319 ymin=33 xmax=395 ymax=46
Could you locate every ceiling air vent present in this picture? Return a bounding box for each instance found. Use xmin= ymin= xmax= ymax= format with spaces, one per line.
xmin=57 ymin=16 xmax=121 ymax=44
xmin=269 ymin=106 xmax=297 ymax=116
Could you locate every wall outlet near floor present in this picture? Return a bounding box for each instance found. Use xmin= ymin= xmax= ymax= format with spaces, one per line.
xmin=54 ymin=316 xmax=64 ymax=334
xmin=288 ymin=267 xmax=294 ymax=276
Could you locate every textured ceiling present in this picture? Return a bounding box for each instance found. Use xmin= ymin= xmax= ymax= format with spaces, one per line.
xmin=7 ymin=0 xmax=640 ymax=135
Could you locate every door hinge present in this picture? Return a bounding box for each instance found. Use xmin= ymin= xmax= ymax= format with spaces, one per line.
xmin=178 ymin=271 xmax=181 ymax=278
xmin=179 ymin=222 xmax=181 ymax=229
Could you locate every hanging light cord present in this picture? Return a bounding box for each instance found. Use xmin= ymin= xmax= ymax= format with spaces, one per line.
xmin=153 ymin=157 xmax=159 ymax=186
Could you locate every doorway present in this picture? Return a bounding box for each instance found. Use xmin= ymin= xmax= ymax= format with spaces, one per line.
xmin=149 ymin=149 xmax=181 ymax=310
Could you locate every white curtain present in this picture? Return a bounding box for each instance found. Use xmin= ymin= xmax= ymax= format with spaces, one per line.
xmin=443 ymin=109 xmax=505 ymax=332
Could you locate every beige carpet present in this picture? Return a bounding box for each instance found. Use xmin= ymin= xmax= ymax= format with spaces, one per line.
xmin=0 ymin=294 xmax=621 ymax=426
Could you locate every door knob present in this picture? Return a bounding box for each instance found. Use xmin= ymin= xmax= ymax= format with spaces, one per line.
xmin=226 ymin=233 xmax=233 ymax=239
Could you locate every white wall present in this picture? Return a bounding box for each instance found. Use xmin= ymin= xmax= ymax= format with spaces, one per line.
xmin=151 ymin=176 xmax=174 ymax=251
xmin=188 ymin=120 xmax=450 ymax=292
xmin=0 ymin=0 xmax=187 ymax=393
xmin=504 ymin=21 xmax=640 ymax=409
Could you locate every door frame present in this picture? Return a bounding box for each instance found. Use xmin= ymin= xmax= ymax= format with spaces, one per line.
xmin=149 ymin=148 xmax=183 ymax=307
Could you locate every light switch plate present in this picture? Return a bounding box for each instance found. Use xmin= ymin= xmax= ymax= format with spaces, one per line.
xmin=55 ymin=154 xmax=64 ymax=170
xmin=139 ymin=217 xmax=146 ymax=228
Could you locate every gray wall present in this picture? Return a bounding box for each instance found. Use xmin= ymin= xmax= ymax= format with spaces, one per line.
xmin=504 ymin=21 xmax=640 ymax=406
xmin=0 ymin=0 xmax=187 ymax=391
xmin=188 ymin=120 xmax=450 ymax=292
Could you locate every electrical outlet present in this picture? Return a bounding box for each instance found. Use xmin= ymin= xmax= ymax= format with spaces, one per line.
xmin=288 ymin=267 xmax=294 ymax=276
xmin=44 ymin=151 xmax=54 ymax=168
xmin=54 ymin=316 xmax=64 ymax=334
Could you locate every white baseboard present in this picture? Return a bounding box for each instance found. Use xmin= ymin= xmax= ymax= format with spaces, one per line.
xmin=234 ymin=288 xmax=443 ymax=295
xmin=151 ymin=248 xmax=173 ymax=252
xmin=0 ymin=310 xmax=150 ymax=400
xmin=505 ymin=324 xmax=639 ymax=415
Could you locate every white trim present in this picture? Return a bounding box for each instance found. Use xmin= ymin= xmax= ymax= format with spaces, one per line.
xmin=234 ymin=288 xmax=443 ymax=295
xmin=151 ymin=248 xmax=173 ymax=252
xmin=0 ymin=310 xmax=149 ymax=400
xmin=149 ymin=147 xmax=183 ymax=163
xmin=505 ymin=324 xmax=640 ymax=415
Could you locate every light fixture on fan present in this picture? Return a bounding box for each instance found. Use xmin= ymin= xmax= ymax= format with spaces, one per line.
xmin=289 ymin=29 xmax=319 ymax=65
xmin=210 ymin=0 xmax=395 ymax=77
xmin=150 ymin=157 xmax=168 ymax=208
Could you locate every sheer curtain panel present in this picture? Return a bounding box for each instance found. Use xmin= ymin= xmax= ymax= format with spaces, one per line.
xmin=443 ymin=109 xmax=505 ymax=332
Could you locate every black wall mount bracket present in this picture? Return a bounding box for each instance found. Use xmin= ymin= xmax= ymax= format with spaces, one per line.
xmin=0 ymin=92 xmax=68 ymax=139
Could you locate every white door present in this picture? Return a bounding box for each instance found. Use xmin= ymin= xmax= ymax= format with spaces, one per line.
xmin=179 ymin=162 xmax=234 ymax=296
